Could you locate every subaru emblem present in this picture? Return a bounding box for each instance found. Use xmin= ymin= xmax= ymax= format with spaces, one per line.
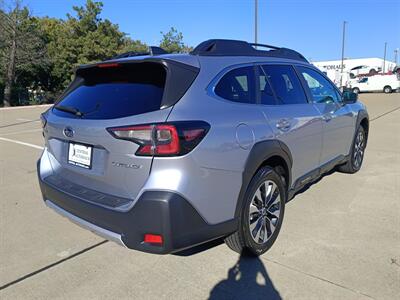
xmin=63 ymin=127 xmax=74 ymax=138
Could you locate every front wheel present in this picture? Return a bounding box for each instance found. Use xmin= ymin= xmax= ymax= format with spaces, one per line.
xmin=225 ymin=167 xmax=286 ymax=256
xmin=338 ymin=126 xmax=367 ymax=173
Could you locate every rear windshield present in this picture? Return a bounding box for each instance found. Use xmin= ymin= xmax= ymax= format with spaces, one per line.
xmin=53 ymin=62 xmax=166 ymax=119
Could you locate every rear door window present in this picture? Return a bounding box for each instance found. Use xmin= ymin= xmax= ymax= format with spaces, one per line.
xmin=214 ymin=66 xmax=256 ymax=104
xmin=261 ymin=65 xmax=308 ymax=105
xmin=54 ymin=62 xmax=166 ymax=119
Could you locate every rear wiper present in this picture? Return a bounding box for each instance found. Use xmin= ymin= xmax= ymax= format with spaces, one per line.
xmin=54 ymin=105 xmax=83 ymax=117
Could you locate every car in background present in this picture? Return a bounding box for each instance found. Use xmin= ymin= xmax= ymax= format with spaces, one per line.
xmin=351 ymin=74 xmax=400 ymax=94
xmin=350 ymin=65 xmax=381 ymax=78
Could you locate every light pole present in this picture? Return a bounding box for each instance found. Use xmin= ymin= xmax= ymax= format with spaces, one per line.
xmin=255 ymin=0 xmax=258 ymax=46
xmin=395 ymin=48 xmax=399 ymax=65
xmin=383 ymin=42 xmax=387 ymax=73
xmin=340 ymin=21 xmax=347 ymax=89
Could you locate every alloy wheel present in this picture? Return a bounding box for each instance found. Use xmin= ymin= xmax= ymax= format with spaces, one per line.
xmin=248 ymin=180 xmax=281 ymax=244
xmin=353 ymin=129 xmax=365 ymax=168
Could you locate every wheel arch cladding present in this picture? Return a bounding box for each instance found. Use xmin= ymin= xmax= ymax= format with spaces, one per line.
xmin=360 ymin=117 xmax=369 ymax=134
xmin=357 ymin=109 xmax=369 ymax=140
xmin=234 ymin=140 xmax=292 ymax=218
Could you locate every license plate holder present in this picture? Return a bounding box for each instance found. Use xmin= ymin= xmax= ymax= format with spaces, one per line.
xmin=68 ymin=142 xmax=93 ymax=169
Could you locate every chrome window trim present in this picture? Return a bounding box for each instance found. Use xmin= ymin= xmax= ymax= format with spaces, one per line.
xmin=206 ymin=60 xmax=312 ymax=106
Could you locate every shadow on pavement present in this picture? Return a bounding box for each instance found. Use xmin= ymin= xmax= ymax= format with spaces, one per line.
xmin=209 ymin=252 xmax=281 ymax=300
xmin=173 ymin=238 xmax=224 ymax=256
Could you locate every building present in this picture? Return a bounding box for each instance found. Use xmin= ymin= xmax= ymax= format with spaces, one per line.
xmin=312 ymin=58 xmax=397 ymax=87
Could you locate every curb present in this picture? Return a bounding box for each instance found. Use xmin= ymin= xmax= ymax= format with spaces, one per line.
xmin=0 ymin=104 xmax=53 ymax=110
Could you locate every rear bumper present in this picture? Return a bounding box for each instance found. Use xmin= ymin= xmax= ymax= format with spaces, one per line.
xmin=37 ymin=160 xmax=237 ymax=254
xmin=45 ymin=200 xmax=126 ymax=247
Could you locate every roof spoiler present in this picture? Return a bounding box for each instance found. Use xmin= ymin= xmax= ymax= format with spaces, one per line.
xmin=190 ymin=39 xmax=308 ymax=63
xmin=111 ymin=46 xmax=168 ymax=59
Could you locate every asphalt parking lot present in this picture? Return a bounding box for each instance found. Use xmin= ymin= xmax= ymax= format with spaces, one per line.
xmin=0 ymin=93 xmax=399 ymax=299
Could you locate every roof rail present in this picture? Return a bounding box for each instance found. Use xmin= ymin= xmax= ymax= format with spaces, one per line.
xmin=190 ymin=39 xmax=308 ymax=62
xmin=249 ymin=43 xmax=280 ymax=50
xmin=112 ymin=46 xmax=168 ymax=59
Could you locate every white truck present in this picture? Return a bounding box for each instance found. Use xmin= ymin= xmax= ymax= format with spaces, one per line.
xmin=350 ymin=74 xmax=400 ymax=94
xmin=313 ymin=58 xmax=397 ymax=87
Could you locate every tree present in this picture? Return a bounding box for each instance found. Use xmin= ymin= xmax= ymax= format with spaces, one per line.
xmin=39 ymin=1 xmax=125 ymax=95
xmin=0 ymin=1 xmax=48 ymax=106
xmin=160 ymin=27 xmax=191 ymax=53
xmin=38 ymin=0 xmax=137 ymax=101
xmin=0 ymin=0 xmax=193 ymax=106
xmin=67 ymin=1 xmax=125 ymax=64
xmin=121 ymin=38 xmax=148 ymax=54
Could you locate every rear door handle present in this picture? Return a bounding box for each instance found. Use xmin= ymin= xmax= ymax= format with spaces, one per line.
xmin=276 ymin=119 xmax=291 ymax=131
xmin=322 ymin=112 xmax=334 ymax=122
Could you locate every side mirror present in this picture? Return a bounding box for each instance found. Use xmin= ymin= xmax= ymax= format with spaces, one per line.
xmin=342 ymin=91 xmax=358 ymax=104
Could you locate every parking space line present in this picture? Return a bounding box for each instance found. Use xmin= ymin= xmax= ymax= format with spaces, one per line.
xmin=0 ymin=128 xmax=43 ymax=136
xmin=0 ymin=137 xmax=44 ymax=150
xmin=0 ymin=240 xmax=108 ymax=291
xmin=370 ymin=106 xmax=400 ymax=121
xmin=0 ymin=119 xmax=40 ymax=129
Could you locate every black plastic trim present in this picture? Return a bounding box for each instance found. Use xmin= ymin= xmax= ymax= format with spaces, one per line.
xmin=288 ymin=155 xmax=348 ymax=199
xmin=161 ymin=60 xmax=200 ymax=108
xmin=353 ymin=109 xmax=369 ymax=154
xmin=234 ymin=140 xmax=293 ymax=218
xmin=357 ymin=109 xmax=369 ymax=131
xmin=43 ymin=174 xmax=132 ymax=208
xmin=291 ymin=155 xmax=346 ymax=191
xmin=38 ymin=160 xmax=237 ymax=254
xmin=190 ymin=39 xmax=308 ymax=62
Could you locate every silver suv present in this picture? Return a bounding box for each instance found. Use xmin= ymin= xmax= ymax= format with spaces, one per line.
xmin=37 ymin=39 xmax=369 ymax=255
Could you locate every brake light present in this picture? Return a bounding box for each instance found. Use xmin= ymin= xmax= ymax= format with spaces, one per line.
xmin=107 ymin=121 xmax=210 ymax=157
xmin=97 ymin=63 xmax=120 ymax=68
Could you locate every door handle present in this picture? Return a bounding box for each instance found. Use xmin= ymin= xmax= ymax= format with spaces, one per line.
xmin=276 ymin=119 xmax=291 ymax=131
xmin=322 ymin=113 xmax=334 ymax=122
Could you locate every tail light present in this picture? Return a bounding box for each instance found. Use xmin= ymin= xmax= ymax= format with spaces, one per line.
xmin=107 ymin=121 xmax=210 ymax=156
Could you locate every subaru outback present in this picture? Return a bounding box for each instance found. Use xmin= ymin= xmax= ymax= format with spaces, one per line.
xmin=37 ymin=39 xmax=369 ymax=255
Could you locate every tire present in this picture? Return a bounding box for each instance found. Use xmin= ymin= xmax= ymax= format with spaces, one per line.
xmin=352 ymin=87 xmax=360 ymax=94
xmin=338 ymin=126 xmax=367 ymax=174
xmin=383 ymin=86 xmax=392 ymax=94
xmin=225 ymin=167 xmax=286 ymax=256
xmin=369 ymin=69 xmax=377 ymax=75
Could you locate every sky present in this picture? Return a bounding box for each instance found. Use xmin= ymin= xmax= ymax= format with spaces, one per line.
xmin=21 ymin=0 xmax=400 ymax=62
